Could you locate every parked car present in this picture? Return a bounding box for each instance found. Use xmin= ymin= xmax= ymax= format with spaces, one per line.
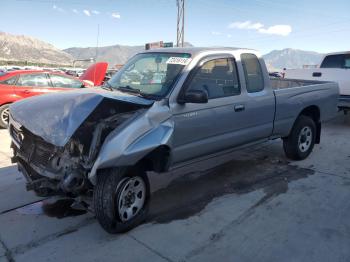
xmin=8 ymin=47 xmax=338 ymax=233
xmin=283 ymin=51 xmax=350 ymax=113
xmin=0 ymin=62 xmax=108 ymax=128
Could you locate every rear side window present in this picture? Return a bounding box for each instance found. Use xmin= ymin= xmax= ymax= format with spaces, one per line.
xmin=0 ymin=75 xmax=17 ymax=85
xmin=320 ymin=54 xmax=350 ymax=69
xmin=241 ymin=53 xmax=264 ymax=93
xmin=50 ymin=74 xmax=83 ymax=88
xmin=188 ymin=58 xmax=241 ymax=99
xmin=17 ymin=73 xmax=50 ymax=87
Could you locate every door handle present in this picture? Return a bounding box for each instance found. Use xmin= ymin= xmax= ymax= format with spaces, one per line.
xmin=312 ymin=72 xmax=322 ymax=77
xmin=22 ymin=90 xmax=30 ymax=94
xmin=234 ymin=104 xmax=245 ymax=112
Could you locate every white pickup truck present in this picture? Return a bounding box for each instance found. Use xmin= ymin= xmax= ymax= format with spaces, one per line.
xmin=284 ymin=51 xmax=350 ymax=113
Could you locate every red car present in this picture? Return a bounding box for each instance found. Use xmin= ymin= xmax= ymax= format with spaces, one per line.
xmin=0 ymin=62 xmax=108 ymax=128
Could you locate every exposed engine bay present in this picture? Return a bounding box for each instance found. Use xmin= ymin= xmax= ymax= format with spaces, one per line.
xmin=10 ymin=95 xmax=151 ymax=197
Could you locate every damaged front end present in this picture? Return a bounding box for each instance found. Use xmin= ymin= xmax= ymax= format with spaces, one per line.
xmin=9 ymin=91 xmax=152 ymax=197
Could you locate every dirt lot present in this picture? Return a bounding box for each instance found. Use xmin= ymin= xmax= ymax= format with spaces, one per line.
xmin=0 ymin=113 xmax=349 ymax=262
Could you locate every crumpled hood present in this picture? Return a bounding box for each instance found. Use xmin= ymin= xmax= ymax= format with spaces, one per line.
xmin=10 ymin=88 xmax=153 ymax=147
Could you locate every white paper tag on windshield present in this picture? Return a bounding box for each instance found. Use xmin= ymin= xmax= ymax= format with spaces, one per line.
xmin=166 ymin=57 xmax=192 ymax=65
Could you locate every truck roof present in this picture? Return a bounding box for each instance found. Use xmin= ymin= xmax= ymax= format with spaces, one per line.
xmin=324 ymin=51 xmax=350 ymax=56
xmin=143 ymin=47 xmax=256 ymax=56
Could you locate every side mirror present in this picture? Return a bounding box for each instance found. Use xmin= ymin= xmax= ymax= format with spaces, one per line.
xmin=180 ymin=89 xmax=208 ymax=104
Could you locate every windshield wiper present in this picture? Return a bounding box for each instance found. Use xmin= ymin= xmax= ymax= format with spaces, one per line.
xmin=101 ymin=82 xmax=113 ymax=91
xmin=117 ymin=85 xmax=140 ymax=94
xmin=117 ymin=86 xmax=160 ymax=100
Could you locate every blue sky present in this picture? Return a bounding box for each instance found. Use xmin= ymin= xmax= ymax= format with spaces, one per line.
xmin=1 ymin=0 xmax=349 ymax=54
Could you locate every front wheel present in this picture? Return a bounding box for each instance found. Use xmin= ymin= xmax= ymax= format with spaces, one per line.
xmin=0 ymin=104 xmax=10 ymax=129
xmin=93 ymin=168 xmax=150 ymax=234
xmin=283 ymin=115 xmax=316 ymax=160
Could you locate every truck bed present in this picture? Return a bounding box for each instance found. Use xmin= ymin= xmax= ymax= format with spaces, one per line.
xmin=270 ymin=78 xmax=328 ymax=90
xmin=270 ymin=78 xmax=339 ymax=139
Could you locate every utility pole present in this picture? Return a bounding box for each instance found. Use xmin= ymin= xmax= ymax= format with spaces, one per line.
xmin=176 ymin=0 xmax=185 ymax=47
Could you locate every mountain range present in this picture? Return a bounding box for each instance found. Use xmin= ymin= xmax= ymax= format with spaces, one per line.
xmin=63 ymin=42 xmax=194 ymax=67
xmin=63 ymin=45 xmax=144 ymax=66
xmin=263 ymin=48 xmax=323 ymax=70
xmin=0 ymin=32 xmax=325 ymax=70
xmin=0 ymin=32 xmax=73 ymax=65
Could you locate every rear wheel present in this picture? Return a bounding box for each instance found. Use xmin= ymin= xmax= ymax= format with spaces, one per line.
xmin=283 ymin=115 xmax=316 ymax=160
xmin=93 ymin=168 xmax=150 ymax=234
xmin=0 ymin=104 xmax=10 ymax=129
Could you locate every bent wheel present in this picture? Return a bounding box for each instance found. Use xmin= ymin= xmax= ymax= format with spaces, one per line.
xmin=116 ymin=176 xmax=146 ymax=222
xmin=93 ymin=168 xmax=150 ymax=234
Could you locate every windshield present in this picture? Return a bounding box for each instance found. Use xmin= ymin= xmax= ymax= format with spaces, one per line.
xmin=107 ymin=52 xmax=191 ymax=99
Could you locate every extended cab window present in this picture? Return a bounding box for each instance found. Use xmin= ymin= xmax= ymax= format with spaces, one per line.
xmin=241 ymin=53 xmax=264 ymax=93
xmin=17 ymin=73 xmax=50 ymax=87
xmin=320 ymin=54 xmax=350 ymax=69
xmin=50 ymin=74 xmax=83 ymax=88
xmin=188 ymin=58 xmax=240 ymax=99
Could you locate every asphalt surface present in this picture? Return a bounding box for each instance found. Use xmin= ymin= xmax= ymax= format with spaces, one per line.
xmin=0 ymin=112 xmax=349 ymax=262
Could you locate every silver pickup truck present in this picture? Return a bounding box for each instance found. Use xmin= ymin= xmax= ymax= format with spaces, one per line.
xmin=8 ymin=47 xmax=338 ymax=233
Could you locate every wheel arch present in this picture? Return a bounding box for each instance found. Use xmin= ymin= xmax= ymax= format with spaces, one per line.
xmin=298 ymin=105 xmax=321 ymax=144
xmin=0 ymin=102 xmax=13 ymax=108
xmin=134 ymin=145 xmax=171 ymax=173
xmin=89 ymin=122 xmax=174 ymax=184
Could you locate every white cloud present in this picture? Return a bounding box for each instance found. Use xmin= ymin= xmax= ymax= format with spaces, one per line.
xmin=53 ymin=5 xmax=64 ymax=12
xmin=228 ymin=20 xmax=292 ymax=36
xmin=258 ymin=25 xmax=292 ymax=36
xmin=92 ymin=10 xmax=100 ymax=15
xmin=111 ymin=12 xmax=121 ymax=19
xmin=211 ymin=31 xmax=222 ymax=35
xmin=72 ymin=9 xmax=79 ymax=14
xmin=83 ymin=10 xmax=91 ymax=16
xmin=228 ymin=21 xmax=263 ymax=30
xmin=227 ymin=34 xmax=232 ymax=38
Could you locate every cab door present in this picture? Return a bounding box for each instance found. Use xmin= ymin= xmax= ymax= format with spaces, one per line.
xmin=170 ymin=55 xmax=247 ymax=164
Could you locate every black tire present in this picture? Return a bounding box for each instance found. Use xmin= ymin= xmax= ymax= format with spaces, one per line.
xmin=0 ymin=104 xmax=10 ymax=129
xmin=93 ymin=167 xmax=150 ymax=234
xmin=283 ymin=115 xmax=316 ymax=160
